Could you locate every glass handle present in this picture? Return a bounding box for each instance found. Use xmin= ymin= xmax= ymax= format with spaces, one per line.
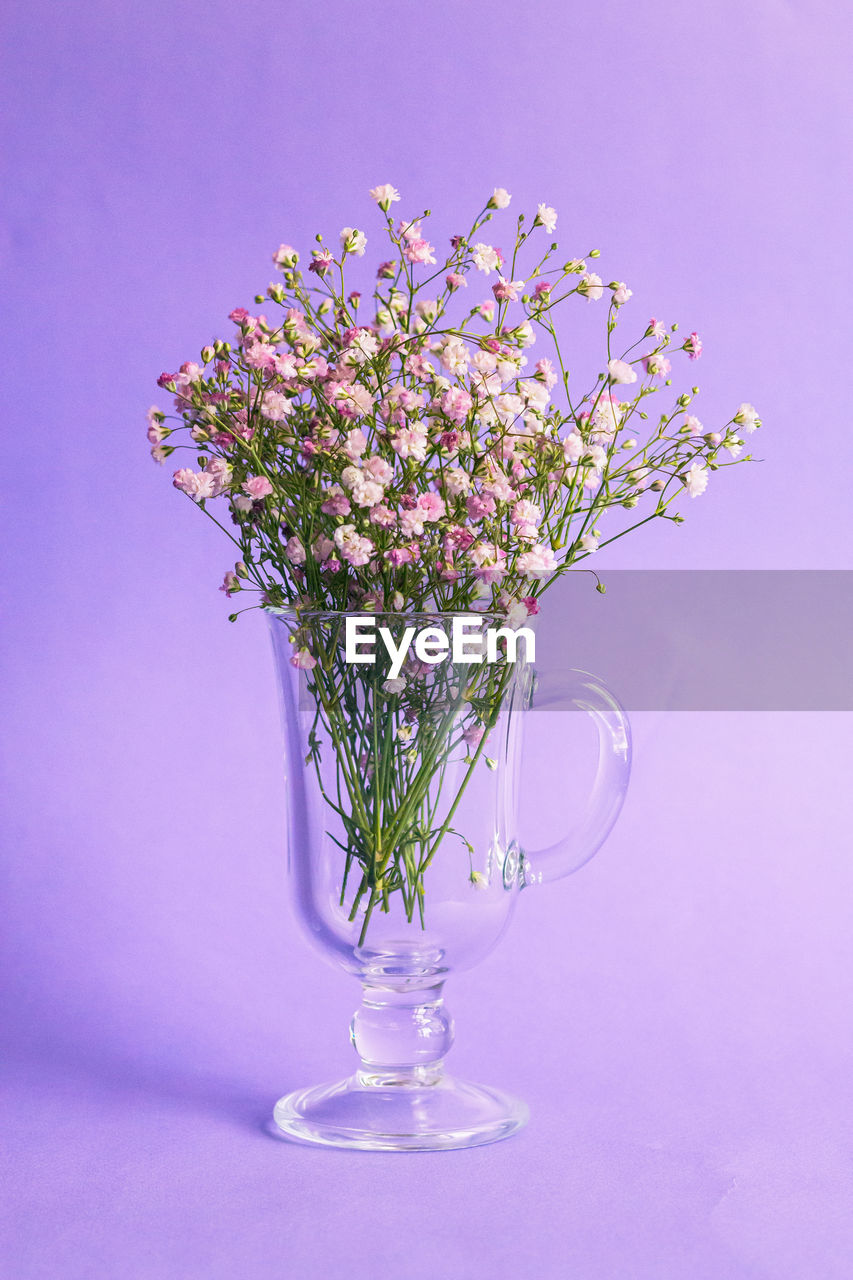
xmin=519 ymin=669 xmax=631 ymax=888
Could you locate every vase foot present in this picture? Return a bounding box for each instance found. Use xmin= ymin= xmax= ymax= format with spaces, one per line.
xmin=271 ymin=1074 xmax=529 ymax=1151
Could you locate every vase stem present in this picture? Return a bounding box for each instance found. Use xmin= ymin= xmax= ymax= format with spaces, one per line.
xmin=350 ymin=980 xmax=453 ymax=1087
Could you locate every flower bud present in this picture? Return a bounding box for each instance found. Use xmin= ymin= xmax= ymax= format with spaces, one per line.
xmin=254 ymin=294 xmax=264 ymax=304
xmin=201 ymin=345 xmax=215 ymax=364
xmin=235 ymin=560 xmax=249 ymax=578
xmin=589 ymin=249 xmax=601 ymax=258
xmin=650 ymin=479 xmax=665 ymax=491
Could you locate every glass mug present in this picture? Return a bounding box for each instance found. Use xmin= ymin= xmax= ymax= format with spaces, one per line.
xmin=268 ymin=610 xmax=630 ymax=1151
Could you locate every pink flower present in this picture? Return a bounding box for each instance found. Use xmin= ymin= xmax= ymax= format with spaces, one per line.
xmin=535 ymin=203 xmax=558 ymax=233
xmin=612 ymin=282 xmax=633 ymax=306
xmin=320 ymin=484 xmax=351 ymax=517
xmin=219 ymin=571 xmax=240 ymax=597
xmin=517 ymin=543 xmax=558 ymax=576
xmin=172 ymin=468 xmax=215 ymax=501
xmin=481 ymin=470 xmax=515 ymax=502
xmin=342 ymin=429 xmax=368 ymax=460
xmin=399 ymin=508 xmax=425 ymax=537
xmin=466 ymin=494 xmax=496 ymax=522
xmin=227 ymin=308 xmax=249 ymax=325
xmin=157 ymin=372 xmax=178 ymax=389
xmin=309 ymin=248 xmax=334 ymax=276
xmin=441 ymin=386 xmax=473 ymax=424
xmin=285 ymin=536 xmax=306 ymax=565
xmin=404 ymin=238 xmax=436 ymax=265
xmin=511 ymin=499 xmax=543 ymax=540
xmin=444 ymin=525 xmax=475 ymax=553
xmin=243 ymin=339 xmax=277 ymax=370
xmin=533 ymin=281 xmax=553 ymax=301
xmin=446 ymin=272 xmax=468 ymax=291
xmin=369 ymin=504 xmax=396 ymax=528
xmin=608 ymin=358 xmax=637 ymax=385
xmin=312 ymin=535 xmax=335 ymax=561
xmin=204 ymin=457 xmax=232 ymax=495
xmin=469 ymin=542 xmax=507 ymax=583
xmin=647 ymin=318 xmax=667 ymax=340
xmin=536 ymin=357 xmax=558 ymax=390
xmin=328 ymin=381 xmax=375 ymax=418
xmin=492 ymin=276 xmax=525 ymax=302
xmin=363 ymin=455 xmax=394 ymax=485
xmin=462 ymin=723 xmax=485 ymax=746
xmin=684 ymin=331 xmax=703 ymax=360
xmin=643 ymin=352 xmax=671 ymax=379
xmin=385 ymin=547 xmax=414 ymax=568
xmin=391 ymin=426 xmax=429 ymax=462
xmin=291 ymin=648 xmax=318 ymax=670
xmin=417 ymin=492 xmax=445 ymax=522
xmin=243 ymin=475 xmax=274 ymax=500
xmin=478 ymin=300 xmax=496 ymax=320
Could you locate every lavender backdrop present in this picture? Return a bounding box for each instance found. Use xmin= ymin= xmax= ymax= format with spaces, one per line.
xmin=3 ymin=2 xmax=853 ymax=1276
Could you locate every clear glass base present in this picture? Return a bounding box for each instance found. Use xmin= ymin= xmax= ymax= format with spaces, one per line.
xmin=271 ymin=1072 xmax=529 ymax=1151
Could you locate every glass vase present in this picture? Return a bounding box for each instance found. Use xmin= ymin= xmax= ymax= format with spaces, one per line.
xmin=268 ymin=609 xmax=630 ymax=1151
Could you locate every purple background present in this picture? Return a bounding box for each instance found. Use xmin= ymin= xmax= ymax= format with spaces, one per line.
xmin=3 ymin=1 xmax=853 ymax=1276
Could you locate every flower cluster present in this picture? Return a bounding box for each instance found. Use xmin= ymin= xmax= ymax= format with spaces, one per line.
xmin=149 ymin=185 xmax=761 ymax=634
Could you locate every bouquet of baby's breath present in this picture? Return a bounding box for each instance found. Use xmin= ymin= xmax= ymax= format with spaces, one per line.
xmin=150 ymin=185 xmax=761 ymax=936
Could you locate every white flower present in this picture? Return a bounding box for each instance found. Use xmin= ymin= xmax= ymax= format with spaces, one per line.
xmin=608 ymin=358 xmax=637 ymax=385
xmin=333 ymin=524 xmax=375 ymax=566
xmin=562 ymin=432 xmax=584 ymax=463
xmin=340 ymin=227 xmax=367 ymax=256
xmin=444 ymin=468 xmax=471 ymax=497
xmin=472 ymin=242 xmax=501 ymax=274
xmin=490 ymin=187 xmax=512 ymax=209
xmin=578 ymin=272 xmax=604 ymax=301
xmin=580 ymin=533 xmax=600 ymax=554
xmin=536 ymin=203 xmax=558 ymax=233
xmin=725 ymin=436 xmax=744 ymax=458
xmin=369 ymin=184 xmax=401 ymax=210
xmin=517 ymin=543 xmax=558 ymax=576
xmin=383 ymin=676 xmax=407 ymax=694
xmin=612 ymin=282 xmax=632 ymax=306
xmin=733 ymin=403 xmax=761 ymax=433
xmin=683 ymin=462 xmax=709 ymax=498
